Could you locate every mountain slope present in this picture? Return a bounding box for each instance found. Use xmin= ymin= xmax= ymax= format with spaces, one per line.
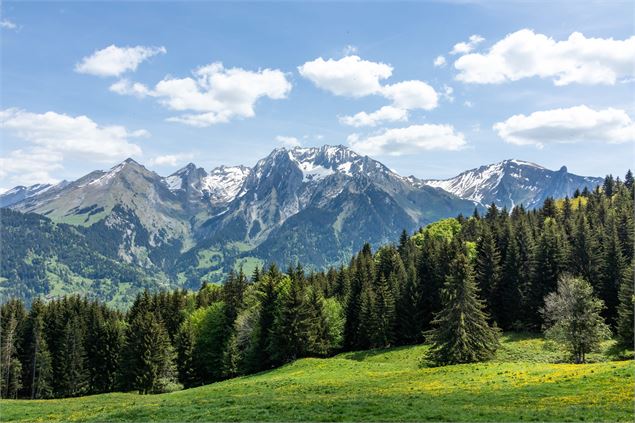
xmin=0 ymin=209 xmax=169 ymax=306
xmin=423 ymin=159 xmax=603 ymax=209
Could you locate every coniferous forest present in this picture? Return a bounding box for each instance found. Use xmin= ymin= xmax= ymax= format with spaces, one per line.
xmin=1 ymin=173 xmax=633 ymax=399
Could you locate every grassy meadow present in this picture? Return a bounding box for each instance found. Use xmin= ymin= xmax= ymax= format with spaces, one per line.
xmin=2 ymin=333 xmax=633 ymax=422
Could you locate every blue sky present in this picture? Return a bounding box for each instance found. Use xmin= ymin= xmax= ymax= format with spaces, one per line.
xmin=1 ymin=0 xmax=633 ymax=190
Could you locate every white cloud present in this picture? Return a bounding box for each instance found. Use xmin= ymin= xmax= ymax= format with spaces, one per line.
xmin=454 ymin=29 xmax=635 ymax=85
xmin=434 ymin=55 xmax=447 ymax=67
xmin=493 ymin=105 xmax=635 ymax=148
xmin=143 ymin=62 xmax=291 ymax=127
xmin=339 ymin=106 xmax=408 ymax=127
xmin=149 ymin=153 xmax=195 ymax=166
xmin=0 ymin=149 xmax=63 ymax=187
xmin=380 ymin=80 xmax=438 ymax=110
xmin=0 ymin=109 xmax=147 ymax=187
xmin=299 ymin=55 xmax=439 ymax=125
xmin=450 ymin=34 xmax=484 ymax=55
xmin=75 ymin=45 xmax=166 ymax=77
xmin=347 ymin=124 xmax=466 ymax=156
xmin=0 ymin=19 xmax=17 ymax=30
xmin=109 ymin=79 xmax=152 ymax=98
xmin=298 ymin=55 xmax=393 ymax=97
xmin=464 ymin=100 xmax=473 ymax=108
xmin=442 ymin=84 xmax=454 ymax=102
xmin=275 ymin=135 xmax=301 ymax=147
xmin=0 ymin=108 xmax=145 ymax=158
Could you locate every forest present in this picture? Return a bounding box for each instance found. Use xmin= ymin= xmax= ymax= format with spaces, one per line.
xmin=1 ymin=172 xmax=633 ymax=399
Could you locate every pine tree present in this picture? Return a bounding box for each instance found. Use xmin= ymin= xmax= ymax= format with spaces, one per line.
xmin=58 ymin=316 xmax=88 ymax=397
xmin=530 ymin=218 xmax=567 ymax=328
xmin=356 ymin=283 xmax=378 ymax=349
xmin=571 ymin=215 xmax=603 ymax=292
xmin=374 ymin=275 xmax=396 ymax=347
xmin=602 ymin=215 xmax=627 ymax=325
xmin=498 ymin=223 xmax=523 ymax=330
xmin=616 ymin=259 xmax=634 ymax=348
xmin=305 ymin=288 xmax=330 ymax=356
xmin=175 ymin=322 xmax=198 ymax=388
xmin=121 ymin=312 xmax=177 ymax=394
xmin=247 ymin=275 xmax=279 ymax=371
xmin=474 ymin=225 xmax=502 ymax=322
xmin=0 ymin=315 xmax=22 ymax=398
xmin=426 ymin=250 xmax=499 ymax=365
xmin=21 ymin=300 xmax=53 ymax=399
xmin=272 ymin=277 xmax=311 ymax=363
xmin=624 ymin=170 xmax=634 ymax=190
xmin=397 ymin=261 xmax=422 ymax=344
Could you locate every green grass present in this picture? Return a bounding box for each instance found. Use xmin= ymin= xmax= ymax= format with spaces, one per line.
xmin=2 ymin=334 xmax=633 ymax=422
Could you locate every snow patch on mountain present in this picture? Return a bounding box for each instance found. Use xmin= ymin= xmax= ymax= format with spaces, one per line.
xmin=203 ymin=165 xmax=251 ymax=203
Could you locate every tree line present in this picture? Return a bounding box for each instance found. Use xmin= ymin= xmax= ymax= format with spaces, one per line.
xmin=1 ymin=172 xmax=633 ymax=399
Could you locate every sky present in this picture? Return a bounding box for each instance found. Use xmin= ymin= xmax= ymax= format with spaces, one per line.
xmin=1 ymin=0 xmax=634 ymax=190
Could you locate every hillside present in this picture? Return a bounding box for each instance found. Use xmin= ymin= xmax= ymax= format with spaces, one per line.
xmin=3 ymin=334 xmax=633 ymax=422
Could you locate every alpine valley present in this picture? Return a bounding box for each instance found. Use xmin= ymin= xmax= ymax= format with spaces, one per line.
xmin=0 ymin=145 xmax=602 ymax=306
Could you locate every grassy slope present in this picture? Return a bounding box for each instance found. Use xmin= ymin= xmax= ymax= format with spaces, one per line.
xmin=2 ymin=334 xmax=633 ymax=422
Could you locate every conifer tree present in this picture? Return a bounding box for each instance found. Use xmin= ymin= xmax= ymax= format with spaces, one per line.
xmin=305 ymin=288 xmax=331 ymax=356
xmin=397 ymin=261 xmax=422 ymax=344
xmin=356 ymin=283 xmax=378 ymax=349
xmin=530 ymin=217 xmax=567 ymax=327
xmin=426 ymin=250 xmax=499 ymax=365
xmin=374 ymin=275 xmax=396 ymax=347
xmin=58 ymin=316 xmax=88 ymax=397
xmin=272 ymin=277 xmax=311 ymax=363
xmin=121 ymin=312 xmax=177 ymax=394
xmin=616 ymin=259 xmax=634 ymax=348
xmin=602 ymin=215 xmax=627 ymax=325
xmin=175 ymin=321 xmax=198 ymax=388
xmin=571 ymin=215 xmax=603 ymax=291
xmin=21 ymin=300 xmax=53 ymax=399
xmin=0 ymin=315 xmax=22 ymax=399
xmin=474 ymin=225 xmax=502 ymax=321
xmin=498 ymin=223 xmax=523 ymax=329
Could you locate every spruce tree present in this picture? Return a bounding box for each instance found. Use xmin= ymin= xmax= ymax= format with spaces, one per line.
xmin=121 ymin=312 xmax=177 ymax=394
xmin=374 ymin=275 xmax=396 ymax=347
xmin=58 ymin=316 xmax=88 ymax=397
xmin=616 ymin=259 xmax=634 ymax=348
xmin=530 ymin=217 xmax=567 ymax=328
xmin=602 ymin=216 xmax=626 ymax=325
xmin=21 ymin=300 xmax=53 ymax=399
xmin=426 ymin=250 xmax=499 ymax=365
xmin=474 ymin=225 xmax=502 ymax=322
xmin=0 ymin=315 xmax=22 ymax=399
xmin=571 ymin=215 xmax=603 ymax=292
xmin=498 ymin=223 xmax=523 ymax=330
xmin=175 ymin=322 xmax=198 ymax=388
xmin=272 ymin=277 xmax=311 ymax=363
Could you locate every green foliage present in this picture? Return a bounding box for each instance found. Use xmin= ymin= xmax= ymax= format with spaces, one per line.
xmin=426 ymin=250 xmax=500 ymax=365
xmin=542 ymin=276 xmax=612 ymax=363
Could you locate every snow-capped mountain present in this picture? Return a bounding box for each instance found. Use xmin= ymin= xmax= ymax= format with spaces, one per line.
xmin=422 ymin=159 xmax=603 ymax=209
xmin=0 ymin=181 xmax=68 ymax=208
xmin=0 ymin=147 xmax=604 ymax=290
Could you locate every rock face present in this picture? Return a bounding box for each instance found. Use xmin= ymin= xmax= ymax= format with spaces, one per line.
xmin=1 ymin=146 xmax=602 ymax=291
xmin=422 ymin=159 xmax=603 ymax=209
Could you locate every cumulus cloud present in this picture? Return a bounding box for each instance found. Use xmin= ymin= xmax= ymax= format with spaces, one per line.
xmin=149 ymin=153 xmax=195 ymax=166
xmin=454 ymin=29 xmax=635 ymax=85
xmin=347 ymin=124 xmax=466 ymax=156
xmin=450 ymin=34 xmax=485 ymax=55
xmin=299 ymin=55 xmax=439 ymax=127
xmin=75 ymin=45 xmax=166 ymax=77
xmin=0 ymin=109 xmax=147 ymax=187
xmin=276 ymin=135 xmax=301 ymax=147
xmin=110 ymin=62 xmax=291 ymax=127
xmin=0 ymin=108 xmax=145 ymax=158
xmin=380 ymin=80 xmax=438 ymax=110
xmin=298 ymin=55 xmax=393 ymax=97
xmin=339 ymin=106 xmax=408 ymax=127
xmin=109 ymin=79 xmax=152 ymax=98
xmin=493 ymin=105 xmax=635 ymax=148
xmin=434 ymin=55 xmax=447 ymax=67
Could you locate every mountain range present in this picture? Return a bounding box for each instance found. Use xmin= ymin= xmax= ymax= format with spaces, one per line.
xmin=0 ymin=145 xmax=603 ymax=305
